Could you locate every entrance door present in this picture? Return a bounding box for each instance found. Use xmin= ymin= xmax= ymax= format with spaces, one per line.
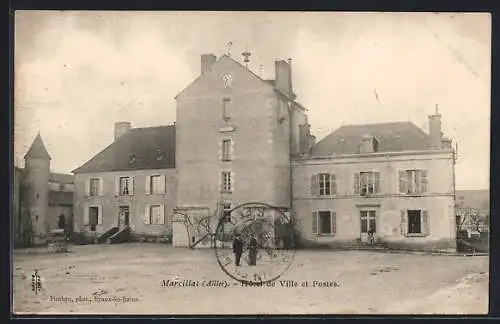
xmin=360 ymin=210 xmax=377 ymax=242
xmin=118 ymin=206 xmax=130 ymax=229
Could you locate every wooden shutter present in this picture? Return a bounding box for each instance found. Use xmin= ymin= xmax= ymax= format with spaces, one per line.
xmin=159 ymin=175 xmax=166 ymax=194
xmin=330 ymin=174 xmax=336 ymax=195
xmin=97 ymin=206 xmax=103 ymax=225
xmin=85 ymin=178 xmax=90 ymax=196
xmin=312 ymin=211 xmax=318 ymax=235
xmin=353 ymin=173 xmax=360 ymax=195
xmin=375 ymin=172 xmax=381 ymax=193
xmin=98 ymin=178 xmax=104 ymax=196
xmin=129 ymin=177 xmax=135 ymax=195
xmin=230 ymin=171 xmax=235 ymax=192
xmin=310 ymin=175 xmax=318 ymax=196
xmin=145 ymin=176 xmax=151 ymax=195
xmin=83 ymin=207 xmax=89 ymax=225
xmin=422 ymin=210 xmax=429 ymax=236
xmin=421 ymin=170 xmax=428 ymax=193
xmin=400 ymin=210 xmax=407 ymax=236
xmin=114 ymin=177 xmax=120 ymax=196
xmin=160 ymin=205 xmax=165 ymax=225
xmin=144 ymin=205 xmax=150 ymax=224
xmin=331 ymin=211 xmax=337 ymax=235
xmin=399 ymin=171 xmax=407 ymax=194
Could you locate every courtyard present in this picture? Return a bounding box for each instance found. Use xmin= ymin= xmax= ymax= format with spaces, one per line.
xmin=12 ymin=243 xmax=488 ymax=315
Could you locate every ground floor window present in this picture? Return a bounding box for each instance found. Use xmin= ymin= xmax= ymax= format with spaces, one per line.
xmin=360 ymin=210 xmax=377 ymax=233
xmin=408 ymin=210 xmax=422 ymax=234
xmin=402 ymin=209 xmax=429 ymax=236
xmin=312 ymin=210 xmax=337 ymax=235
xmin=89 ymin=207 xmax=99 ymax=231
xmin=222 ymin=203 xmax=231 ymax=222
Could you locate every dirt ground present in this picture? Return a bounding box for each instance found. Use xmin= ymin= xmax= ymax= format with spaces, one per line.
xmin=12 ymin=243 xmax=489 ymax=315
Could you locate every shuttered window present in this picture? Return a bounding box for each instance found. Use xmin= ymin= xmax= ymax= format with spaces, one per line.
xmin=403 ymin=209 xmax=430 ymax=237
xmin=312 ymin=173 xmax=336 ymax=196
xmin=399 ymin=170 xmax=428 ymax=194
xmin=312 ymin=211 xmax=336 ymax=235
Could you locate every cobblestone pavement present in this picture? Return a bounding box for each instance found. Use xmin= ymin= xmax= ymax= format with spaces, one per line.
xmin=12 ymin=243 xmax=489 ymax=315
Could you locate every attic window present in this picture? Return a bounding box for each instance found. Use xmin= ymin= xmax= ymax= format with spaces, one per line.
xmin=156 ymin=150 xmax=165 ymax=161
xmin=129 ymin=155 xmax=136 ymax=164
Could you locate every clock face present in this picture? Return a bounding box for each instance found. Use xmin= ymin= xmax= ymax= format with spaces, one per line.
xmin=221 ymin=73 xmax=234 ymax=88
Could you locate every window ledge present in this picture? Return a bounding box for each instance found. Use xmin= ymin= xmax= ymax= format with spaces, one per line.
xmin=405 ymin=233 xmax=426 ymax=238
xmin=314 ymin=234 xmax=336 ymax=237
xmin=219 ymin=125 xmax=236 ymax=133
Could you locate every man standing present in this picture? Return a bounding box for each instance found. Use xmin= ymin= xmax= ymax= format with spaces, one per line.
xmin=232 ymin=233 xmax=243 ymax=266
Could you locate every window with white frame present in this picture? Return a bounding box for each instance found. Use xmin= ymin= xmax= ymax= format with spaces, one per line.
xmin=360 ymin=210 xmax=377 ymax=234
xmin=222 ymin=202 xmax=232 ymax=222
xmin=119 ymin=176 xmax=132 ymax=195
xmin=399 ymin=170 xmax=428 ymax=194
xmin=222 ymin=98 xmax=231 ymax=121
xmin=354 ymin=171 xmax=380 ymax=196
xmin=150 ymin=175 xmax=162 ymax=194
xmin=312 ymin=210 xmax=337 ymax=235
xmin=401 ymin=209 xmax=429 ymax=236
xmin=89 ymin=178 xmax=100 ymax=196
xmin=221 ymin=171 xmax=232 ymax=192
xmin=311 ymin=173 xmax=336 ymax=196
xmin=88 ymin=206 xmax=100 ymax=232
xmin=149 ymin=205 xmax=163 ymax=225
xmin=222 ymin=139 xmax=232 ymax=161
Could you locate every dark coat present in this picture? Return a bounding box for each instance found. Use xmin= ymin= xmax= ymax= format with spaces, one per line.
xmin=233 ymin=237 xmax=243 ymax=254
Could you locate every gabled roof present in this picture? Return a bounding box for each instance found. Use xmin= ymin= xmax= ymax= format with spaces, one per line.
xmin=72 ymin=125 xmax=176 ymax=173
xmin=24 ymin=133 xmax=51 ymax=160
xmin=49 ymin=191 xmax=73 ymax=206
xmin=49 ymin=172 xmax=74 ymax=184
xmin=310 ymin=121 xmax=431 ymax=157
xmin=175 ymin=54 xmax=299 ymax=102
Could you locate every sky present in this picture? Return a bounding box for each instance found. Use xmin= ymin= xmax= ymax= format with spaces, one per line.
xmin=14 ymin=11 xmax=491 ymax=190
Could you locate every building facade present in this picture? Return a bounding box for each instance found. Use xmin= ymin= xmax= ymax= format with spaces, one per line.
xmin=12 ymin=134 xmax=75 ymax=247
xmin=72 ymin=125 xmax=176 ymax=241
xmin=71 ymin=53 xmax=457 ymax=251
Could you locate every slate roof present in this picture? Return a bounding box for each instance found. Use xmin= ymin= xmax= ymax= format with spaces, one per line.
xmin=48 ymin=190 xmax=73 ymax=206
xmin=24 ymin=134 xmax=51 ymax=160
xmin=49 ymin=172 xmax=74 ymax=184
xmin=72 ymin=125 xmax=176 ymax=173
xmin=310 ymin=122 xmax=431 ymax=157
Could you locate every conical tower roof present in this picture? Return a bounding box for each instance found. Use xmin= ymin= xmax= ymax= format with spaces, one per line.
xmin=24 ymin=133 xmax=51 ymax=160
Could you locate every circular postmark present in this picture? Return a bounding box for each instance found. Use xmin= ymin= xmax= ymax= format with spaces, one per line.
xmin=214 ymin=202 xmax=296 ymax=285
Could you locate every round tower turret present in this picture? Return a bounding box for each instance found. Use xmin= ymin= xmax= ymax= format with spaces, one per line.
xmin=23 ymin=133 xmax=51 ymax=244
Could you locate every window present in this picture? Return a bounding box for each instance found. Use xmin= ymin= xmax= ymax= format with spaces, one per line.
xmin=222 ymin=203 xmax=232 ymax=222
xmin=399 ymin=170 xmax=428 ymax=194
xmin=221 ymin=171 xmax=232 ymax=192
xmin=150 ymin=175 xmax=162 ymax=194
xmin=59 ymin=183 xmax=65 ymax=191
xmin=222 ymin=98 xmax=231 ymax=121
xmin=149 ymin=205 xmax=162 ymax=225
xmin=89 ymin=178 xmax=100 ymax=196
xmin=401 ymin=209 xmax=429 ymax=236
xmin=89 ymin=206 xmax=99 ymax=231
xmin=311 ymin=173 xmax=336 ymax=196
xmin=312 ymin=211 xmax=337 ymax=235
xmin=360 ymin=210 xmax=377 ymax=234
xmin=354 ymin=172 xmax=380 ymax=196
xmin=222 ymin=139 xmax=232 ymax=161
xmin=408 ymin=210 xmax=422 ymax=234
xmin=119 ymin=176 xmax=132 ymax=195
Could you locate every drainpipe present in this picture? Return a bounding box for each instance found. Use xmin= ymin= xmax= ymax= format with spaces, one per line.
xmin=288 ymin=101 xmax=294 ymax=212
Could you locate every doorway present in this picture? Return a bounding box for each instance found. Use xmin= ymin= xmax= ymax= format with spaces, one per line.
xmin=360 ymin=209 xmax=377 ymax=242
xmin=58 ymin=214 xmax=66 ymax=229
xmin=118 ymin=206 xmax=130 ymax=229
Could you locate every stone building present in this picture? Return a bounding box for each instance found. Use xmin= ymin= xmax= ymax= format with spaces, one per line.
xmin=12 ymin=134 xmax=74 ymax=247
xmin=71 ymin=125 xmax=176 ymax=242
xmin=71 ymin=52 xmax=457 ymax=251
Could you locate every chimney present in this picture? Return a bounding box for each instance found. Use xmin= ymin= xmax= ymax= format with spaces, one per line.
xmin=274 ymin=59 xmax=293 ymax=96
xmin=201 ymin=54 xmax=217 ymax=75
xmin=428 ymin=105 xmax=442 ymax=149
xmin=360 ymin=135 xmax=375 ymax=154
xmin=115 ymin=122 xmax=131 ymax=140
